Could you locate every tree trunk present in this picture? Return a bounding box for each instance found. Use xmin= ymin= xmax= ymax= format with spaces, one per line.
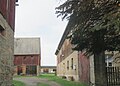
xmin=93 ymin=30 xmax=107 ymax=86
xmin=94 ymin=51 xmax=107 ymax=86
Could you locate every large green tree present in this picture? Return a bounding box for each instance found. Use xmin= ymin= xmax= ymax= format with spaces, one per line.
xmin=56 ymin=0 xmax=120 ymax=86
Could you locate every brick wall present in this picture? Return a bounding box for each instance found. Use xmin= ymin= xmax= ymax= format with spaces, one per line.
xmin=79 ymin=52 xmax=90 ymax=83
xmin=57 ymin=39 xmax=73 ymax=64
xmin=57 ymin=51 xmax=79 ymax=81
xmin=0 ymin=13 xmax=14 ymax=86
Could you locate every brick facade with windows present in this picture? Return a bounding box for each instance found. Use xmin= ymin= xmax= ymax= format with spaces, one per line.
xmin=55 ymin=21 xmax=90 ymax=83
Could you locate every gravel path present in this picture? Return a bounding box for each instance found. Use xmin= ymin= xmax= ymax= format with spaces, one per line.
xmin=14 ymin=77 xmax=61 ymax=86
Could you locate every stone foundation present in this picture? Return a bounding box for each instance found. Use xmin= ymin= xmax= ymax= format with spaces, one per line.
xmin=0 ymin=14 xmax=14 ymax=86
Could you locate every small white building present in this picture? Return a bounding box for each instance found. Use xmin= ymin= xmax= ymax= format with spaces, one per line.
xmin=41 ymin=66 xmax=56 ymax=74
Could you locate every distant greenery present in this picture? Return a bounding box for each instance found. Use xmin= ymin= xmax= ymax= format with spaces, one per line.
xmin=13 ymin=80 xmax=25 ymax=86
xmin=38 ymin=74 xmax=87 ymax=86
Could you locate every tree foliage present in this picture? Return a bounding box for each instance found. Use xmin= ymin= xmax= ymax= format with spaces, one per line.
xmin=56 ymin=0 xmax=120 ymax=54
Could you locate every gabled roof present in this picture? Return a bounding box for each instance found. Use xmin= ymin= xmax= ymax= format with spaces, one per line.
xmin=55 ymin=20 xmax=73 ymax=55
xmin=14 ymin=38 xmax=40 ymax=55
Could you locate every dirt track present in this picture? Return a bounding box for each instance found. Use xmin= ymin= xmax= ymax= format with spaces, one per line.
xmin=14 ymin=77 xmax=61 ymax=86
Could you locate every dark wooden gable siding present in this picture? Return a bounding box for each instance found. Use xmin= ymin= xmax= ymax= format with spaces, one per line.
xmin=14 ymin=55 xmax=40 ymax=65
xmin=0 ymin=0 xmax=7 ymax=17
xmin=0 ymin=0 xmax=16 ymax=30
xmin=8 ymin=0 xmax=16 ymax=30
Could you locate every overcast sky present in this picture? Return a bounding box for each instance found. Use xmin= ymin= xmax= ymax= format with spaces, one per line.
xmin=15 ymin=0 xmax=68 ymax=66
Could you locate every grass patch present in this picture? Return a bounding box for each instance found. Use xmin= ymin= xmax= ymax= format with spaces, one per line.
xmin=13 ymin=80 xmax=25 ymax=86
xmin=14 ymin=75 xmax=36 ymax=78
xmin=37 ymin=83 xmax=49 ymax=86
xmin=38 ymin=74 xmax=87 ymax=86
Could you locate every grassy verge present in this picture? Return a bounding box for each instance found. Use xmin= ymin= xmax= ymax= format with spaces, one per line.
xmin=13 ymin=80 xmax=25 ymax=86
xmin=37 ymin=83 xmax=49 ymax=86
xmin=14 ymin=75 xmax=36 ymax=78
xmin=38 ymin=74 xmax=87 ymax=86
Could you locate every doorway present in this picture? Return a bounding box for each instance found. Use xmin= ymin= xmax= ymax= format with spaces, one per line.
xmin=26 ymin=65 xmax=37 ymax=75
xmin=17 ymin=66 xmax=22 ymax=75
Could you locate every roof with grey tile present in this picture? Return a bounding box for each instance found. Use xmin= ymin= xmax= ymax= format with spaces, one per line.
xmin=14 ymin=38 xmax=40 ymax=55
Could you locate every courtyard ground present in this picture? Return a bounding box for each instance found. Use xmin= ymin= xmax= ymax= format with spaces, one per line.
xmin=14 ymin=77 xmax=61 ymax=86
xmin=13 ymin=74 xmax=87 ymax=86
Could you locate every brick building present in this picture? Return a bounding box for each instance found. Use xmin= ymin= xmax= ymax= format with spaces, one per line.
xmin=55 ymin=22 xmax=90 ymax=82
xmin=55 ymin=21 xmax=116 ymax=85
xmin=112 ymin=52 xmax=120 ymax=67
xmin=0 ymin=0 xmax=17 ymax=85
xmin=14 ymin=38 xmax=41 ymax=76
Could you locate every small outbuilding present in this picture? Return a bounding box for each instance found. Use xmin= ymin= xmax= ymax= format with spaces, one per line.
xmin=14 ymin=38 xmax=41 ymax=76
xmin=41 ymin=66 xmax=56 ymax=74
